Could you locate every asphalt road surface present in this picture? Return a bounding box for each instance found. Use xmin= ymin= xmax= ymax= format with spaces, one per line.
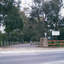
xmin=0 ymin=43 xmax=64 ymax=64
xmin=0 ymin=51 xmax=64 ymax=64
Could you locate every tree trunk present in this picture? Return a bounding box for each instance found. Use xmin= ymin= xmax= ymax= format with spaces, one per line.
xmin=8 ymin=32 xmax=11 ymax=45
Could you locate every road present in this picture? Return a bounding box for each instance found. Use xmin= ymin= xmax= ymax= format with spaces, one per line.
xmin=0 ymin=51 xmax=64 ymax=64
xmin=0 ymin=43 xmax=64 ymax=64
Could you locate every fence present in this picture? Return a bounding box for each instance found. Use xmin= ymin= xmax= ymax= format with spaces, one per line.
xmin=48 ymin=40 xmax=64 ymax=46
xmin=0 ymin=41 xmax=21 ymax=47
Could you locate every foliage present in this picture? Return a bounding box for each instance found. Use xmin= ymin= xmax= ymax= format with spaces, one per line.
xmin=0 ymin=31 xmax=2 ymax=44
xmin=29 ymin=0 xmax=64 ymax=39
xmin=59 ymin=27 xmax=64 ymax=40
xmin=42 ymin=0 xmax=63 ymax=30
xmin=0 ymin=0 xmax=64 ymax=42
xmin=0 ymin=0 xmax=23 ymax=32
xmin=11 ymin=30 xmax=24 ymax=42
xmin=0 ymin=0 xmax=23 ymax=42
xmin=2 ymin=0 xmax=23 ymax=32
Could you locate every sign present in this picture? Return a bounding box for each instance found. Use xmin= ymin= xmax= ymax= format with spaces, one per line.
xmin=52 ymin=30 xmax=60 ymax=36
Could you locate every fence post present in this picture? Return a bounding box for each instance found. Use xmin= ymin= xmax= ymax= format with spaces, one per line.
xmin=1 ymin=41 xmax=2 ymax=47
xmin=61 ymin=40 xmax=63 ymax=46
xmin=12 ymin=42 xmax=13 ymax=45
xmin=4 ymin=41 xmax=6 ymax=46
xmin=53 ymin=40 xmax=55 ymax=46
xmin=17 ymin=42 xmax=19 ymax=43
xmin=7 ymin=41 xmax=8 ymax=46
xmin=17 ymin=41 xmax=19 ymax=44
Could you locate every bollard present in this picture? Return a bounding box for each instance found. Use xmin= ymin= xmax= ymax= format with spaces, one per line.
xmin=1 ymin=41 xmax=2 ymax=47
xmin=4 ymin=41 xmax=6 ymax=46
xmin=12 ymin=42 xmax=13 ymax=44
xmin=18 ymin=42 xmax=19 ymax=43
xmin=7 ymin=41 xmax=8 ymax=46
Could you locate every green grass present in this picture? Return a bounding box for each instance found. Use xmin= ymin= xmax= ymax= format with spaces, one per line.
xmin=48 ymin=42 xmax=64 ymax=47
xmin=35 ymin=42 xmax=38 ymax=45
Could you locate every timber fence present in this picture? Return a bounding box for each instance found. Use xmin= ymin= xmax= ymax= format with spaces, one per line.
xmin=48 ymin=40 xmax=64 ymax=46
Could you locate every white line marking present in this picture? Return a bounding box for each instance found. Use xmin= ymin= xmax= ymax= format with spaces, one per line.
xmin=30 ymin=53 xmax=40 ymax=55
xmin=0 ymin=55 xmax=2 ymax=57
xmin=42 ymin=60 xmax=64 ymax=64
xmin=58 ymin=52 xmax=64 ymax=53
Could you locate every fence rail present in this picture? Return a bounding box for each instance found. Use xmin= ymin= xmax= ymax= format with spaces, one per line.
xmin=48 ymin=40 xmax=64 ymax=46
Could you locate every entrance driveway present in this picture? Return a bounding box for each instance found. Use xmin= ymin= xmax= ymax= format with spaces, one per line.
xmin=0 ymin=43 xmax=64 ymax=54
xmin=5 ymin=43 xmax=38 ymax=48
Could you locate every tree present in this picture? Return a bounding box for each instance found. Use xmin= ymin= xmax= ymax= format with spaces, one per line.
xmin=11 ymin=30 xmax=24 ymax=42
xmin=19 ymin=11 xmax=40 ymax=41
xmin=30 ymin=0 xmax=49 ymax=37
xmin=30 ymin=0 xmax=63 ymax=38
xmin=42 ymin=0 xmax=63 ymax=30
xmin=59 ymin=17 xmax=64 ymax=40
xmin=42 ymin=0 xmax=64 ymax=40
xmin=0 ymin=31 xmax=2 ymax=44
xmin=0 ymin=0 xmax=23 ymax=43
xmin=0 ymin=0 xmax=3 ymax=23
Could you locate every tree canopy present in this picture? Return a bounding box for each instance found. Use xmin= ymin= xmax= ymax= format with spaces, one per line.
xmin=30 ymin=0 xmax=64 ymax=38
xmin=0 ymin=0 xmax=64 ymax=42
xmin=0 ymin=0 xmax=23 ymax=33
xmin=0 ymin=0 xmax=23 ymax=42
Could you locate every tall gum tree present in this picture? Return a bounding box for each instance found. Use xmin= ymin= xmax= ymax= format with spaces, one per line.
xmin=0 ymin=0 xmax=23 ymax=43
xmin=30 ymin=0 xmax=63 ymax=37
xmin=42 ymin=0 xmax=63 ymax=30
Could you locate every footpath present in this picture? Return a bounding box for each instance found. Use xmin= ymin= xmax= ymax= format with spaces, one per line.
xmin=0 ymin=43 xmax=64 ymax=54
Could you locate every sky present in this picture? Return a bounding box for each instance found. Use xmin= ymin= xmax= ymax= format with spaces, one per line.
xmin=0 ymin=25 xmax=5 ymax=33
xmin=16 ymin=0 xmax=33 ymax=10
xmin=16 ymin=0 xmax=64 ymax=16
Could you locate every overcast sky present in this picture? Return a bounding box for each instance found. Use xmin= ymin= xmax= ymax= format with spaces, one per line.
xmin=16 ymin=0 xmax=64 ymax=16
xmin=16 ymin=0 xmax=33 ymax=9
